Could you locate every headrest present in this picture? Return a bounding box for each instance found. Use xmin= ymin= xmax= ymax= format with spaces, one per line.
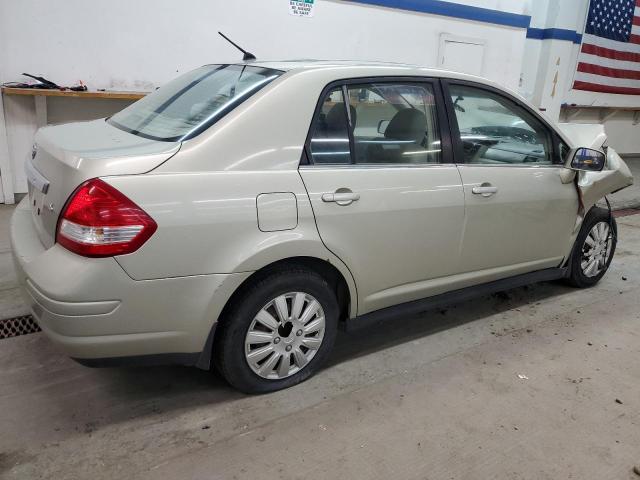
xmin=385 ymin=109 xmax=426 ymax=142
xmin=325 ymin=103 xmax=357 ymax=132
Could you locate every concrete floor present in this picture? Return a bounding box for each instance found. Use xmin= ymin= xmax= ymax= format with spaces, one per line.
xmin=1 ymin=207 xmax=640 ymax=479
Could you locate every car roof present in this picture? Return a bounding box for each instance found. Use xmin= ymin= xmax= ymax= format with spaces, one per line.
xmin=240 ymin=59 xmax=516 ymax=96
xmin=243 ymin=59 xmax=488 ymax=82
xmin=250 ymin=59 xmax=428 ymax=70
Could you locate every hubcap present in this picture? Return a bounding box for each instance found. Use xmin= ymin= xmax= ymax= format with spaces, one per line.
xmin=244 ymin=292 xmax=325 ymax=380
xmin=580 ymin=221 xmax=612 ymax=278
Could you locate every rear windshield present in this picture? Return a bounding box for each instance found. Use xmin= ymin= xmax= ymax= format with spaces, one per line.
xmin=108 ymin=64 xmax=282 ymax=142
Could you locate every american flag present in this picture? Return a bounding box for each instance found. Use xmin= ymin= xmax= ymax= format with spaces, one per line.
xmin=574 ymin=0 xmax=640 ymax=95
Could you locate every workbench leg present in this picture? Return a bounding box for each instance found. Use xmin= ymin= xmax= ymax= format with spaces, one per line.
xmin=0 ymin=94 xmax=14 ymax=204
xmin=34 ymin=96 xmax=48 ymax=128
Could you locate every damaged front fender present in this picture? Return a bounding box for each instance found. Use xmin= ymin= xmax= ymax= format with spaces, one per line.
xmin=575 ymin=147 xmax=633 ymax=211
xmin=558 ymin=122 xmax=634 ymax=216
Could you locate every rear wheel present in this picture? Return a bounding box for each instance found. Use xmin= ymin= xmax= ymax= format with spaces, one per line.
xmin=566 ymin=207 xmax=617 ymax=288
xmin=213 ymin=268 xmax=338 ymax=394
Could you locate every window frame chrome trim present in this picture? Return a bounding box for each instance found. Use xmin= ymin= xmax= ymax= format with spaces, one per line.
xmin=299 ymin=162 xmax=458 ymax=170
xmin=455 ymin=163 xmax=564 ymax=169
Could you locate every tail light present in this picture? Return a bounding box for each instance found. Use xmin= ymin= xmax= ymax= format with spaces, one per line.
xmin=56 ymin=178 xmax=157 ymax=257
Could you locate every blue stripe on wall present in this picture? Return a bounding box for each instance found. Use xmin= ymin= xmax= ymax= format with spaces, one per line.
xmin=346 ymin=0 xmax=583 ymax=44
xmin=345 ymin=0 xmax=531 ymax=29
xmin=526 ymin=28 xmax=582 ymax=44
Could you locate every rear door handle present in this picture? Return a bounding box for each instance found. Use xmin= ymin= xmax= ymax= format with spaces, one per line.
xmin=321 ymin=192 xmax=360 ymax=205
xmin=472 ymin=185 xmax=498 ymax=197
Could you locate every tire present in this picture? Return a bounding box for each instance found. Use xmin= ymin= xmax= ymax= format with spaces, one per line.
xmin=565 ymin=206 xmax=617 ymax=288
xmin=213 ymin=267 xmax=339 ymax=394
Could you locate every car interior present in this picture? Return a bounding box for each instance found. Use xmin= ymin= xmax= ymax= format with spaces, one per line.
xmin=450 ymin=86 xmax=553 ymax=165
xmin=309 ymin=83 xmax=441 ymax=165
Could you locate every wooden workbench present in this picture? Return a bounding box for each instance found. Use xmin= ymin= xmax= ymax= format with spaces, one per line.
xmin=1 ymin=87 xmax=147 ymax=100
xmin=1 ymin=87 xmax=148 ymax=128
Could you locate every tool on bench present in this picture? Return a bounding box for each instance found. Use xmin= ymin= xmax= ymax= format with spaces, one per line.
xmin=2 ymin=73 xmax=88 ymax=91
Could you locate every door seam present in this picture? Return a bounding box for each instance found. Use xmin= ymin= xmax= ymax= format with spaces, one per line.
xmin=454 ymin=164 xmax=467 ymax=262
xmin=296 ymin=169 xmax=360 ymax=316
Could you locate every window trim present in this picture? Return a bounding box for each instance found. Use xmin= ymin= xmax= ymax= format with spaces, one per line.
xmin=441 ymin=79 xmax=564 ymax=166
xmin=341 ymin=84 xmax=357 ymax=164
xmin=301 ymin=76 xmax=454 ymax=167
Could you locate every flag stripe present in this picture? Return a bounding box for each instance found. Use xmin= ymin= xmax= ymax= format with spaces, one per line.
xmin=574 ymin=71 xmax=640 ymax=89
xmin=580 ymin=53 xmax=640 ymax=72
xmin=581 ymin=43 xmax=640 ymax=63
xmin=578 ymin=61 xmax=640 ymax=79
xmin=582 ymin=33 xmax=640 ymax=54
xmin=574 ymin=80 xmax=640 ymax=95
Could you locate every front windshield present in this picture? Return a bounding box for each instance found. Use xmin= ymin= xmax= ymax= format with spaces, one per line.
xmin=108 ymin=64 xmax=282 ymax=142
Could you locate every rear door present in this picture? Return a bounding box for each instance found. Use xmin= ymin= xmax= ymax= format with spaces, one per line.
xmin=299 ymin=78 xmax=465 ymax=315
xmin=443 ymin=81 xmax=578 ymax=279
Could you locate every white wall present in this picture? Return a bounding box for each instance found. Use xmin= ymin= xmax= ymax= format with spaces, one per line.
xmin=0 ymin=0 xmax=529 ymax=91
xmin=603 ymin=116 xmax=640 ymax=155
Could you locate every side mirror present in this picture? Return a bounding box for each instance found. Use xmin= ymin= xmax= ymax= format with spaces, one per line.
xmin=377 ymin=119 xmax=390 ymax=135
xmin=570 ymin=148 xmax=606 ymax=172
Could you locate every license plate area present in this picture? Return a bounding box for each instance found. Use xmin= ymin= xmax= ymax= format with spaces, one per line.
xmin=25 ymin=158 xmax=50 ymax=218
xmin=28 ymin=182 xmax=46 ymax=218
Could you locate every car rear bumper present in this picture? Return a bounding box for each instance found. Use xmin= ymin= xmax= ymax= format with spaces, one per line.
xmin=10 ymin=197 xmax=250 ymax=366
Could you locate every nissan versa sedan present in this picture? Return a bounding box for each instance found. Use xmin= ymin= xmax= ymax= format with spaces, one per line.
xmin=11 ymin=61 xmax=633 ymax=393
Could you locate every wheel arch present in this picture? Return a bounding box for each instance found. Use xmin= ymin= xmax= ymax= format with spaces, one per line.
xmin=196 ymin=255 xmax=357 ymax=370
xmin=231 ymin=256 xmax=354 ymax=321
xmin=563 ymin=205 xmax=617 ymax=285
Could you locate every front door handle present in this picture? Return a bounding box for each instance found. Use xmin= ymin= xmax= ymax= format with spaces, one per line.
xmin=321 ymin=192 xmax=360 ymax=206
xmin=472 ymin=185 xmax=498 ymax=197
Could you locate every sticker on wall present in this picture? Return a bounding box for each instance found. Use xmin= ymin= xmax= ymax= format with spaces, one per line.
xmin=289 ymin=0 xmax=315 ymax=17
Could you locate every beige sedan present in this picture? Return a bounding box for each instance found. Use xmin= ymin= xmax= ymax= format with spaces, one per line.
xmin=11 ymin=61 xmax=633 ymax=393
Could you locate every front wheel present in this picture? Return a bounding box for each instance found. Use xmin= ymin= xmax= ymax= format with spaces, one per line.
xmin=566 ymin=206 xmax=617 ymax=288
xmin=213 ymin=268 xmax=339 ymax=394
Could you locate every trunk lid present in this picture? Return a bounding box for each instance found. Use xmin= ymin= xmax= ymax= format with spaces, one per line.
xmin=27 ymin=119 xmax=180 ymax=248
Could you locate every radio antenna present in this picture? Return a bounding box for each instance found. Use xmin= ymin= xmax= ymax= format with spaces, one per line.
xmin=218 ymin=32 xmax=256 ymax=61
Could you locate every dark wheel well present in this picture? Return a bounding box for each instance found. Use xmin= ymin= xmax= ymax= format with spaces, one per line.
xmin=231 ymin=257 xmax=351 ymax=322
xmin=198 ymin=257 xmax=352 ymax=370
xmin=286 ymin=258 xmax=351 ymax=323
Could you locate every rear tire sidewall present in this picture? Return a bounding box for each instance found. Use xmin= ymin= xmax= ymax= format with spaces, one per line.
xmin=214 ymin=270 xmax=339 ymax=394
xmin=568 ymin=207 xmax=617 ymax=288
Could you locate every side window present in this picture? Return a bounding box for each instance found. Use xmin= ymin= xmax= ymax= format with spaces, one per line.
xmin=348 ymin=83 xmax=441 ymax=164
xmin=449 ymin=85 xmax=553 ymax=165
xmin=308 ymin=87 xmax=351 ymax=165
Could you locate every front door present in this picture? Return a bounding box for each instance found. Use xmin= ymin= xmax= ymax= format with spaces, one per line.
xmin=299 ymin=80 xmax=465 ymax=315
xmin=444 ymin=82 xmax=578 ymax=279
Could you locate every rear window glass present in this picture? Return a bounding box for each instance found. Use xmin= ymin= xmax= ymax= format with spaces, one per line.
xmin=108 ymin=64 xmax=282 ymax=142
